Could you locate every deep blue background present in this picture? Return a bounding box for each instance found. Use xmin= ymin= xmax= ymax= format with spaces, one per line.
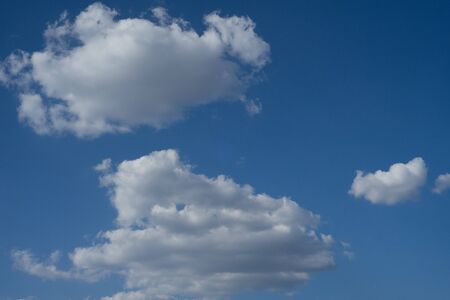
xmin=1 ymin=0 xmax=449 ymax=299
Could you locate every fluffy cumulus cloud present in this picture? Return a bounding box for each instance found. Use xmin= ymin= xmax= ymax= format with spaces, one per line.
xmin=0 ymin=3 xmax=270 ymax=137
xmin=432 ymin=173 xmax=450 ymax=194
xmin=349 ymin=157 xmax=427 ymax=205
xmin=13 ymin=149 xmax=334 ymax=299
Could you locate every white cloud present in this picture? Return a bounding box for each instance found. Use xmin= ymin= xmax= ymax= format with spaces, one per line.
xmin=432 ymin=173 xmax=450 ymax=194
xmin=0 ymin=50 xmax=32 ymax=88
xmin=340 ymin=241 xmax=355 ymax=260
xmin=11 ymin=249 xmax=100 ymax=282
xmin=12 ymin=250 xmax=73 ymax=280
xmin=13 ymin=149 xmax=334 ymax=299
xmin=244 ymin=99 xmax=262 ymax=115
xmin=343 ymin=250 xmax=355 ymax=260
xmin=349 ymin=157 xmax=427 ymax=205
xmin=94 ymin=158 xmax=112 ymax=173
xmin=0 ymin=3 xmax=270 ymax=137
xmin=204 ymin=13 xmax=270 ymax=68
xmin=17 ymin=94 xmax=50 ymax=135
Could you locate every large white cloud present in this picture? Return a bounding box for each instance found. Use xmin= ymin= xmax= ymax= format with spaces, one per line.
xmin=0 ymin=3 xmax=270 ymax=137
xmin=13 ymin=149 xmax=334 ymax=299
xmin=432 ymin=173 xmax=450 ymax=194
xmin=349 ymin=157 xmax=427 ymax=205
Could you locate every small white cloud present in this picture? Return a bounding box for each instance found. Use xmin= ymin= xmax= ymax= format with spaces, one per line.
xmin=340 ymin=241 xmax=351 ymax=249
xmin=14 ymin=149 xmax=334 ymax=300
xmin=321 ymin=234 xmax=334 ymax=245
xmin=17 ymin=94 xmax=50 ymax=135
xmin=349 ymin=157 xmax=427 ymax=205
xmin=11 ymin=249 xmax=100 ymax=282
xmin=244 ymin=99 xmax=262 ymax=115
xmin=204 ymin=13 xmax=270 ymax=68
xmin=1 ymin=3 xmax=270 ymax=138
xmin=150 ymin=7 xmax=170 ymax=25
xmin=94 ymin=158 xmax=112 ymax=173
xmin=343 ymin=250 xmax=355 ymax=260
xmin=432 ymin=173 xmax=450 ymax=194
xmin=12 ymin=250 xmax=72 ymax=280
xmin=0 ymin=50 xmax=32 ymax=88
xmin=340 ymin=241 xmax=355 ymax=260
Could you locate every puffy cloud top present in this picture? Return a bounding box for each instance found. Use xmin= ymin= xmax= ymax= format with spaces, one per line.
xmin=349 ymin=157 xmax=427 ymax=205
xmin=13 ymin=149 xmax=334 ymax=300
xmin=0 ymin=3 xmax=270 ymax=137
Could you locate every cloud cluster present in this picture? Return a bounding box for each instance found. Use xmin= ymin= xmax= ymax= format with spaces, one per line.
xmin=0 ymin=3 xmax=270 ymax=137
xmin=13 ymin=149 xmax=334 ymax=300
xmin=349 ymin=157 xmax=427 ymax=205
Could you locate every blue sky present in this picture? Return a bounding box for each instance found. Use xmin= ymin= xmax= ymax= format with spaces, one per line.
xmin=1 ymin=0 xmax=450 ymax=299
